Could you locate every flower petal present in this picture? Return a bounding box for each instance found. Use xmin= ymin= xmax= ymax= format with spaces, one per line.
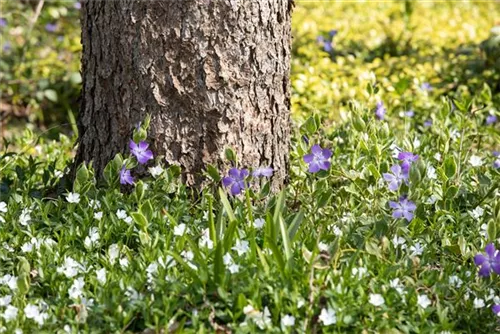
xmin=303 ymin=153 xmax=314 ymax=163
xmin=129 ymin=140 xmax=137 ymax=151
xmin=308 ymin=162 xmax=320 ymax=173
xmin=319 ymin=161 xmax=331 ymax=171
xmin=474 ymin=254 xmax=487 ymax=266
xmin=322 ymin=148 xmax=332 ymax=159
xmin=403 ymin=211 xmax=414 ymax=222
xmin=392 ymin=209 xmax=403 ymax=219
xmin=138 ymin=141 xmax=149 ymax=151
xmin=388 ymin=201 xmax=400 ymax=209
xmin=230 ymin=183 xmax=242 ymax=196
xmin=222 ymin=177 xmax=234 ymax=187
xmin=485 ymin=243 xmax=496 ymax=257
xmin=311 ymin=145 xmax=322 ymax=155
xmin=478 ymin=263 xmax=491 ymax=277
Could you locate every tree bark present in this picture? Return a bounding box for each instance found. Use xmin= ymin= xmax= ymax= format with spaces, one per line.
xmin=76 ymin=0 xmax=292 ymax=189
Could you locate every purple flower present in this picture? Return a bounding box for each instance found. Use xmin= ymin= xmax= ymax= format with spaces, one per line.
xmin=486 ymin=114 xmax=497 ymax=125
xmin=492 ymin=304 xmax=500 ymax=316
xmin=494 ymin=151 xmax=500 ymax=157
xmin=252 ymin=167 xmax=274 ymax=178
xmin=0 ymin=18 xmax=6 ymax=28
xmin=420 ymin=82 xmax=432 ymax=91
xmin=383 ymin=164 xmax=408 ymax=191
xmin=329 ymin=30 xmax=338 ymax=38
xmin=2 ymin=42 xmax=11 ymax=52
xmin=474 ymin=243 xmax=500 ymax=277
xmin=129 ymin=140 xmax=154 ymax=165
xmin=375 ymin=102 xmax=386 ymax=120
xmin=222 ymin=168 xmax=249 ymax=196
xmin=45 ymin=23 xmax=57 ymax=33
xmin=74 ymin=1 xmax=81 ymax=9
xmin=424 ymin=119 xmax=433 ymax=127
xmin=303 ymin=144 xmax=332 ymax=173
xmin=494 ymin=159 xmax=500 ymax=169
xmin=120 ymin=166 xmax=134 ymax=185
xmin=397 ymin=151 xmax=419 ymax=174
xmin=317 ymin=36 xmax=325 ymax=44
xmin=405 ymin=110 xmax=415 ymax=118
xmin=389 ymin=197 xmax=416 ymax=222
xmin=323 ymin=41 xmax=333 ymax=52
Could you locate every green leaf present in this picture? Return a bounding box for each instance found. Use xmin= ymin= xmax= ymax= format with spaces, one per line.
xmin=265 ymin=237 xmax=286 ymax=276
xmin=131 ymin=212 xmax=148 ymax=230
xmin=278 ymin=215 xmax=292 ymax=266
xmin=224 ymin=147 xmax=236 ymax=163
xmin=288 ymin=211 xmax=304 ymax=242
xmin=444 ymin=156 xmax=457 ymax=179
xmin=213 ymin=242 xmax=225 ymax=286
xmin=219 ymin=188 xmax=236 ymax=222
xmin=487 ymin=219 xmax=497 ymax=242
xmin=206 ymin=164 xmax=221 ymax=182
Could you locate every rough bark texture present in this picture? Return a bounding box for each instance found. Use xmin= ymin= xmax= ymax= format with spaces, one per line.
xmin=76 ymin=0 xmax=292 ymax=189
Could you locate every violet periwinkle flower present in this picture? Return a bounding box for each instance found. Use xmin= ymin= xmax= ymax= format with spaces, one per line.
xmin=0 ymin=18 xmax=6 ymax=28
xmin=323 ymin=41 xmax=333 ymax=52
xmin=492 ymin=304 xmax=500 ymax=317
xmin=405 ymin=110 xmax=415 ymax=118
xmin=74 ymin=1 xmax=81 ymax=9
xmin=486 ymin=114 xmax=497 ymax=125
xmin=129 ymin=140 xmax=153 ymax=164
xmin=329 ymin=29 xmax=338 ymax=38
xmin=222 ymin=168 xmax=249 ymax=196
xmin=493 ymin=151 xmax=500 ymax=157
xmin=120 ymin=166 xmax=134 ymax=185
xmin=45 ymin=23 xmax=57 ymax=33
xmin=494 ymin=159 xmax=500 ymax=169
xmin=383 ymin=164 xmax=408 ymax=191
xmin=3 ymin=42 xmax=11 ymax=52
xmin=303 ymin=144 xmax=332 ymax=173
xmin=389 ymin=197 xmax=416 ymax=222
xmin=397 ymin=151 xmax=419 ymax=174
xmin=474 ymin=243 xmax=500 ymax=277
xmin=375 ymin=102 xmax=386 ymax=120
xmin=420 ymin=82 xmax=432 ymax=91
xmin=423 ymin=119 xmax=433 ymax=127
xmin=317 ymin=36 xmax=325 ymax=44
xmin=252 ymin=167 xmax=274 ymax=178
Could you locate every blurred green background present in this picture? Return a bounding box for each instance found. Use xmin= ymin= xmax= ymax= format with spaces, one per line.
xmin=1 ymin=0 xmax=499 ymax=141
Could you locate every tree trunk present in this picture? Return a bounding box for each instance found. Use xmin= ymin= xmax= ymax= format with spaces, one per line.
xmin=76 ymin=0 xmax=292 ymax=189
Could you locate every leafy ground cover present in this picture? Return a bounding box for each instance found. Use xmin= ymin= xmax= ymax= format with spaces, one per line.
xmin=1 ymin=1 xmax=500 ymax=333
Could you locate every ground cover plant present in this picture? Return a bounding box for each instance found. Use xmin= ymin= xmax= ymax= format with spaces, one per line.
xmin=1 ymin=1 xmax=500 ymax=333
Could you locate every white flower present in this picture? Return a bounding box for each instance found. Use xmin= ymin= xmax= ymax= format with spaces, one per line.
xmin=54 ymin=170 xmax=64 ymax=178
xmin=0 ymin=275 xmax=18 ymax=291
xmin=223 ymin=253 xmax=233 ymax=266
xmin=450 ymin=129 xmax=460 ymax=141
xmin=57 ymin=257 xmax=83 ymax=278
xmin=14 ymin=329 xmax=22 ymax=334
xmin=390 ymin=144 xmax=402 ymax=158
xmin=417 ymin=294 xmax=431 ymax=309
xmin=68 ymin=277 xmax=85 ymax=300
xmin=318 ymin=242 xmax=328 ymax=252
xmin=173 ymin=223 xmax=187 ymax=236
xmin=413 ymin=138 xmax=421 ymax=148
xmin=297 ymin=298 xmax=305 ymax=309
xmin=94 ymin=211 xmax=103 ymax=220
xmin=2 ymin=305 xmax=18 ymax=322
xmin=281 ymin=314 xmax=295 ymax=327
xmin=228 ymin=263 xmax=240 ymax=274
xmin=148 ymin=165 xmax=164 ymax=177
xmin=21 ymin=242 xmax=34 ymax=253
xmin=426 ymin=195 xmax=439 ymax=204
xmin=119 ymin=257 xmax=129 ymax=268
xmin=318 ymin=307 xmax=337 ymax=326
xmin=409 ymin=242 xmax=424 ymax=257
xmin=66 ymin=192 xmax=81 ymax=204
xmin=332 ymin=226 xmax=343 ymax=236
xmin=449 ymin=275 xmax=463 ymax=288
xmin=473 ymin=297 xmax=485 ymax=309
xmin=0 ymin=202 xmax=6 ymax=213
xmin=0 ymin=295 xmax=12 ymax=307
xmin=427 ymin=166 xmax=437 ymax=179
xmin=389 ymin=278 xmax=405 ymax=295
xmin=232 ymin=240 xmax=250 ymax=256
xmin=89 ymin=200 xmax=101 ymax=209
xmin=369 ymin=293 xmax=385 ymax=306
xmin=84 ymin=227 xmax=100 ymax=249
xmin=243 ymin=304 xmax=255 ymax=315
xmin=24 ymin=304 xmax=49 ymax=326
xmin=392 ymin=235 xmax=406 ymax=249
xmin=116 ymin=209 xmax=127 ymax=220
xmin=181 ymin=250 xmax=194 ymax=261
xmin=96 ymin=268 xmax=106 ymax=285
xmin=470 ymin=207 xmax=484 ymax=220
xmin=469 ymin=155 xmax=483 ymax=167
xmin=19 ymin=209 xmax=31 ymax=226
xmin=108 ymin=244 xmax=120 ymax=264
xmin=253 ymin=218 xmax=265 ymax=229
xmin=253 ymin=306 xmax=272 ymax=330
xmin=124 ymin=216 xmax=132 ymax=224
xmin=198 ymin=228 xmax=213 ymax=249
xmin=434 ymin=153 xmax=442 ymax=161
xmin=352 ymin=267 xmax=367 ymax=279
